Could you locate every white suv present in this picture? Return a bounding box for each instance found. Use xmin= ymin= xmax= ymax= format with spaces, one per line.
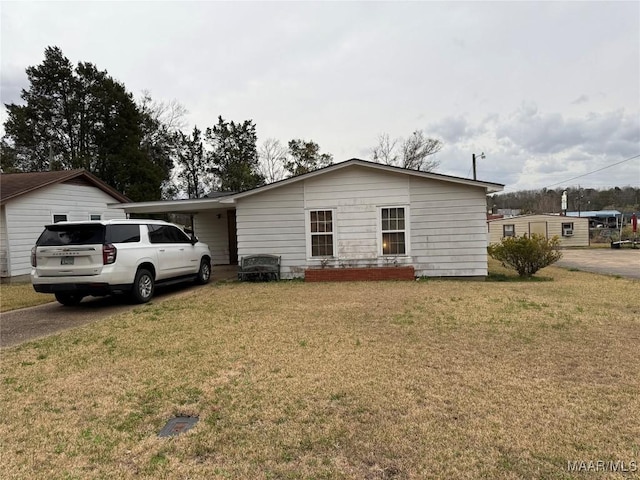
xmin=31 ymin=220 xmax=212 ymax=305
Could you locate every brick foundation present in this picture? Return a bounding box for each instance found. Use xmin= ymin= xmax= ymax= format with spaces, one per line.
xmin=304 ymin=266 xmax=415 ymax=282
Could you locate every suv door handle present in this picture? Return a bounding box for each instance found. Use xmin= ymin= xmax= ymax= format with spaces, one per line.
xmin=159 ymin=249 xmax=165 ymax=252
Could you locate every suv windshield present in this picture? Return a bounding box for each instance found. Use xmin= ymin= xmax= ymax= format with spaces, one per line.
xmin=36 ymin=224 xmax=106 ymax=246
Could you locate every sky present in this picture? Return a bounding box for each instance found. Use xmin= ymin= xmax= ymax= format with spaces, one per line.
xmin=1 ymin=1 xmax=639 ymax=192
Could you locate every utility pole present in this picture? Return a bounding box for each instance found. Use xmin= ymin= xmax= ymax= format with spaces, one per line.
xmin=472 ymin=152 xmax=485 ymax=180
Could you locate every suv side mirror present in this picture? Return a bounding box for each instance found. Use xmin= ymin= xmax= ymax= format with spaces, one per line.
xmin=190 ymin=234 xmax=198 ymax=245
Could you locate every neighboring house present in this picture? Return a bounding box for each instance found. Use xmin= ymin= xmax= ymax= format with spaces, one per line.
xmin=1 ymin=170 xmax=129 ymax=280
xmin=487 ymin=214 xmax=590 ymax=247
xmin=118 ymin=159 xmax=504 ymax=279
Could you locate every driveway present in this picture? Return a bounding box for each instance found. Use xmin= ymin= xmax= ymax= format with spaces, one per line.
xmin=0 ymin=266 xmax=238 ymax=349
xmin=556 ymin=248 xmax=640 ymax=279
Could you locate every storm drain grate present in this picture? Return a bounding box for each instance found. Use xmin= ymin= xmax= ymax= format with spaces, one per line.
xmin=158 ymin=416 xmax=199 ymax=438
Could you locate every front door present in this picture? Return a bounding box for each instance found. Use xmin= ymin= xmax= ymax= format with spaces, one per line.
xmin=227 ymin=209 xmax=238 ymax=265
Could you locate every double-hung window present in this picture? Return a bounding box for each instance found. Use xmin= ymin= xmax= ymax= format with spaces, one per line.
xmin=381 ymin=207 xmax=406 ymax=255
xmin=310 ymin=210 xmax=334 ymax=257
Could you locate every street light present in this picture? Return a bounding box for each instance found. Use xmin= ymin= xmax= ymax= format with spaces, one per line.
xmin=472 ymin=152 xmax=485 ymax=180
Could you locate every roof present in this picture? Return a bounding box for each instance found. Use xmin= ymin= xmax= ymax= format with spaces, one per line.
xmin=1 ymin=169 xmax=131 ymax=205
xmin=116 ymin=158 xmax=504 ymax=214
xmin=487 ymin=213 xmax=590 ymax=223
xmin=220 ymin=158 xmax=504 ymax=203
xmin=565 ymin=210 xmax=621 ymax=217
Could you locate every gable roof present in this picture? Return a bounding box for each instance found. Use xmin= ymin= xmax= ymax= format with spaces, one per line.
xmin=116 ymin=158 xmax=505 ymax=214
xmin=1 ymin=169 xmax=131 ymax=205
xmin=219 ymin=158 xmax=504 ymax=203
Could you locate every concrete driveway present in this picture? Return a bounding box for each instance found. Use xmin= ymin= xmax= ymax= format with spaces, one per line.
xmin=0 ymin=266 xmax=238 ymax=349
xmin=556 ymin=248 xmax=640 ymax=279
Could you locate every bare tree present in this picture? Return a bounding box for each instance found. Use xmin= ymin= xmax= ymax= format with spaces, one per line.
xmin=138 ymin=90 xmax=188 ymax=133
xmin=258 ymin=138 xmax=288 ymax=183
xmin=370 ymin=130 xmax=443 ymax=172
xmin=371 ymin=133 xmax=399 ymax=165
xmin=401 ymin=130 xmax=442 ymax=171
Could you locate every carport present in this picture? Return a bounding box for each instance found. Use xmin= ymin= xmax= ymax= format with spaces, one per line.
xmin=112 ymin=195 xmax=238 ymax=266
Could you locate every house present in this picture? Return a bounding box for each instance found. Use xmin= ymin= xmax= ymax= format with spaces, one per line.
xmin=487 ymin=214 xmax=590 ymax=247
xmin=118 ymin=159 xmax=504 ymax=279
xmin=1 ymin=170 xmax=129 ymax=281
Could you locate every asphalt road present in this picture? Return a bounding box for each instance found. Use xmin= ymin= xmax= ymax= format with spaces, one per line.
xmin=555 ymin=248 xmax=640 ymax=279
xmin=0 ymin=266 xmax=238 ymax=349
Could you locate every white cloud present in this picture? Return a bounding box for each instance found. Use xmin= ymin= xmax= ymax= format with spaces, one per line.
xmin=1 ymin=1 xmax=638 ymax=190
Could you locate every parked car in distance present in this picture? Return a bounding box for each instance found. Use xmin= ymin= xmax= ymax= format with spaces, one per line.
xmin=31 ymin=220 xmax=211 ymax=305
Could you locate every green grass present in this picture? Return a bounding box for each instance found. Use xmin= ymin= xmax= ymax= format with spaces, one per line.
xmin=1 ymin=267 xmax=639 ymax=479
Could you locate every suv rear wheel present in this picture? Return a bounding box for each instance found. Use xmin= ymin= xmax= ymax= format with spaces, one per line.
xmin=131 ymin=268 xmax=154 ymax=303
xmin=54 ymin=292 xmax=84 ymax=306
xmin=195 ymin=258 xmax=211 ymax=285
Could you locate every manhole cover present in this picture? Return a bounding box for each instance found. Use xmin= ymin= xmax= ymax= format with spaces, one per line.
xmin=158 ymin=416 xmax=199 ymax=438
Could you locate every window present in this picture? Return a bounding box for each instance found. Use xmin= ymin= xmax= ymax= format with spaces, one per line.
xmin=310 ymin=210 xmax=334 ymax=257
xmin=37 ymin=224 xmax=105 ymax=246
xmin=106 ymin=225 xmax=140 ymax=243
xmin=90 ymin=214 xmax=102 ymax=221
xmin=381 ymin=207 xmax=406 ymax=255
xmin=562 ymin=222 xmax=574 ymax=237
xmin=52 ymin=214 xmax=68 ymax=223
xmin=148 ymin=224 xmax=191 ymax=244
xmin=503 ymin=224 xmax=515 ymax=237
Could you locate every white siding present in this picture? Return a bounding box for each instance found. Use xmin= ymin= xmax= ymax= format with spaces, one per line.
xmin=236 ymin=182 xmax=306 ymax=279
xmin=193 ymin=210 xmax=230 ymax=265
xmin=234 ymin=164 xmax=491 ymax=278
xmin=0 ymin=206 xmax=8 ymax=277
xmin=3 ymin=183 xmax=126 ymax=277
xmin=304 ymin=166 xmax=412 ymax=266
xmin=410 ymin=177 xmax=489 ymax=277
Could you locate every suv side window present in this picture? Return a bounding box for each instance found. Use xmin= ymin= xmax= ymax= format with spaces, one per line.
xmin=148 ymin=225 xmax=170 ymax=244
xmin=168 ymin=225 xmax=191 ymax=243
xmin=106 ymin=225 xmax=141 ymax=244
xmin=148 ymin=225 xmax=190 ymax=244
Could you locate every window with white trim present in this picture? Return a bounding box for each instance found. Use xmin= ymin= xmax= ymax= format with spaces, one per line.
xmin=90 ymin=214 xmax=102 ymax=221
xmin=52 ymin=214 xmax=68 ymax=223
xmin=310 ymin=210 xmax=334 ymax=257
xmin=381 ymin=207 xmax=406 ymax=255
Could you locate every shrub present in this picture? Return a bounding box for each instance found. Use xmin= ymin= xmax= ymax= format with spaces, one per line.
xmin=488 ymin=234 xmax=562 ymax=277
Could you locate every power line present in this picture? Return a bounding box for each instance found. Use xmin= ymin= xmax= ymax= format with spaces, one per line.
xmin=543 ymin=153 xmax=640 ymax=189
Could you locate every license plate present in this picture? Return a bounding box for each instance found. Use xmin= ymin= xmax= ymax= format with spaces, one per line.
xmin=61 ymin=257 xmax=75 ymax=265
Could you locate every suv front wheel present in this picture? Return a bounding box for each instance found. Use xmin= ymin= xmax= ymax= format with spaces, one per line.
xmin=132 ymin=268 xmax=154 ymax=303
xmin=195 ymin=258 xmax=211 ymax=285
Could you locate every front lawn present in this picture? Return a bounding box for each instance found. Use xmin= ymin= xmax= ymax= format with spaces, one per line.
xmin=0 ymin=283 xmax=52 ymax=312
xmin=1 ymin=267 xmax=638 ymax=479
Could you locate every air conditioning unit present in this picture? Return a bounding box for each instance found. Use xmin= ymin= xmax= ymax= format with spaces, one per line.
xmin=563 ymin=228 xmax=573 ymax=236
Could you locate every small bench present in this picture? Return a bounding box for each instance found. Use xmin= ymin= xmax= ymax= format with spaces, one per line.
xmin=238 ymin=255 xmax=281 ymax=281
